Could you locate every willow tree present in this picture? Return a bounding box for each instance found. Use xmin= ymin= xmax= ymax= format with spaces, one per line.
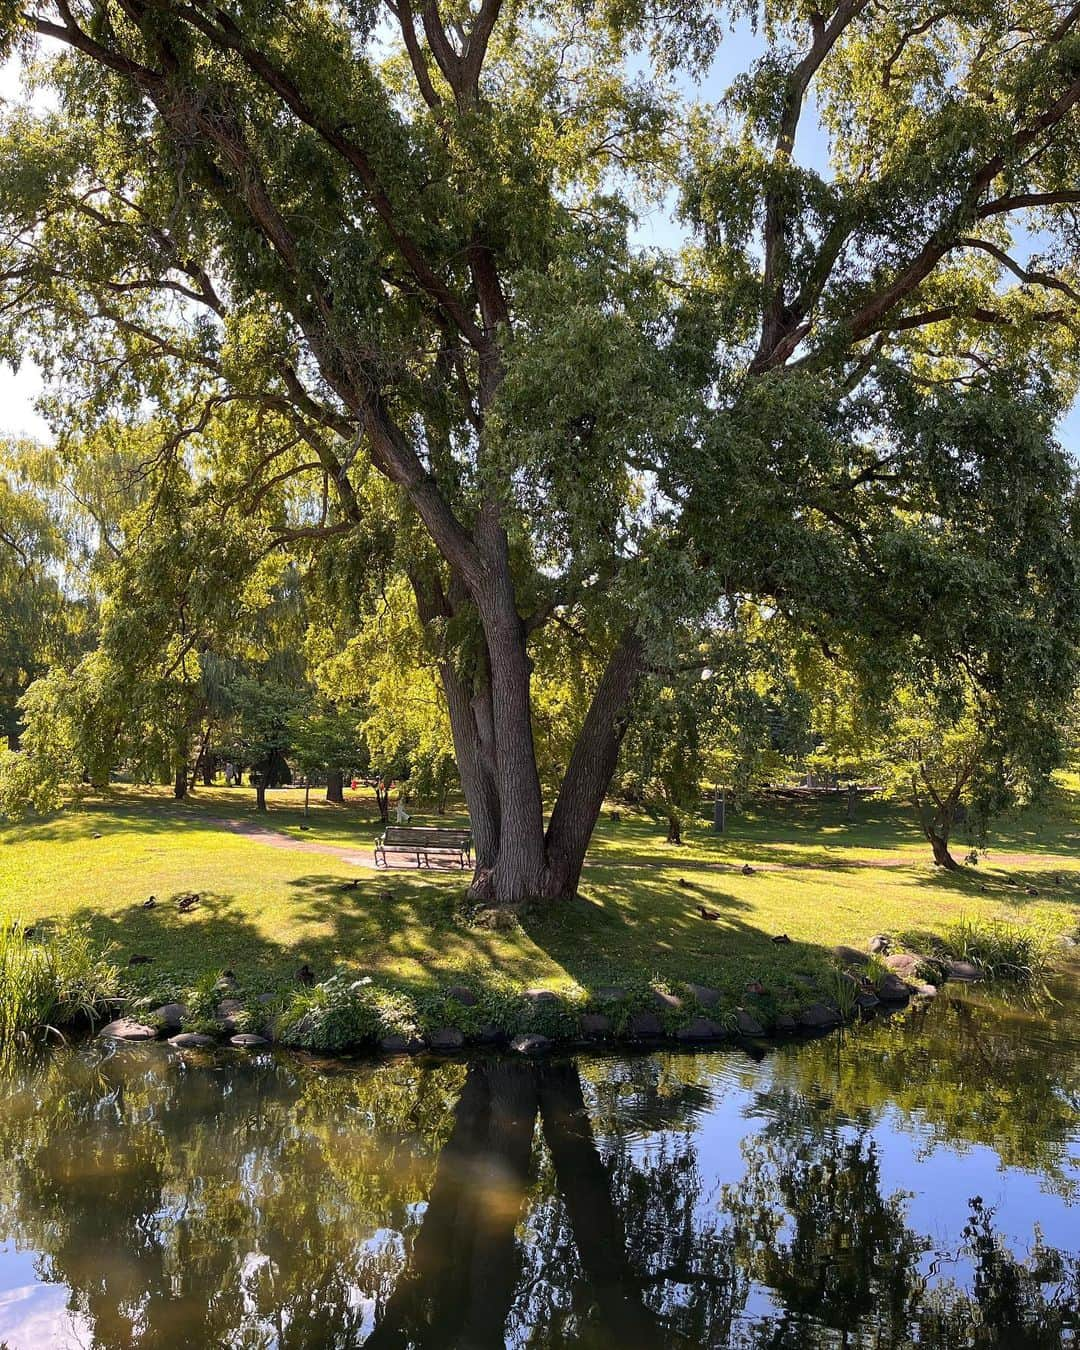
xmin=2 ymin=2 xmax=1080 ymax=901
xmin=0 ymin=443 xmax=73 ymax=748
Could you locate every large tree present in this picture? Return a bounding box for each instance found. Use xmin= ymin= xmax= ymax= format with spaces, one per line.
xmin=2 ymin=1 xmax=1080 ymax=900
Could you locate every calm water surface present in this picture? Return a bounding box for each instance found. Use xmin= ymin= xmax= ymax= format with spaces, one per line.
xmin=0 ymin=969 xmax=1077 ymax=1348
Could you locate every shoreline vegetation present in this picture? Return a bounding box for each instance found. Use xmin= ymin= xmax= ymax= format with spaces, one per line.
xmin=2 ymin=781 xmax=1076 ymax=1059
xmin=0 ymin=909 xmax=1070 ymax=1060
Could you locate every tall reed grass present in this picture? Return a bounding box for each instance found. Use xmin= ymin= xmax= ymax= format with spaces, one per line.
xmin=939 ymin=917 xmax=1055 ymax=982
xmin=0 ymin=918 xmax=119 ymax=1047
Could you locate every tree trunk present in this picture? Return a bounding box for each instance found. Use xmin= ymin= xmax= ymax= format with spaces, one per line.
xmin=666 ymin=811 xmax=682 ymax=845
xmin=255 ymin=772 xmax=267 ymax=812
xmin=189 ymin=724 xmax=212 ymax=790
xmin=912 ymin=777 xmax=960 ymax=871
xmin=541 ymin=630 xmax=645 ymax=899
xmin=375 ymin=781 xmax=390 ymax=823
xmin=325 ymin=769 xmax=344 ymax=804
xmin=173 ymin=766 xmax=187 ymax=800
xmin=928 ymin=827 xmax=959 ymax=869
xmin=413 ymin=559 xmax=644 ymax=905
xmin=475 ymin=561 xmax=548 ymax=901
xmin=441 ymin=660 xmax=500 ymax=869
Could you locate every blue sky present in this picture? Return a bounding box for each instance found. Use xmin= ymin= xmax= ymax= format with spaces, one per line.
xmin=2 ymin=28 xmax=1078 ymax=453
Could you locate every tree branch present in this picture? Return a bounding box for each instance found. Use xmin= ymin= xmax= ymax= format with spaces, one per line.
xmin=955 ymin=235 xmax=1080 ymax=305
xmin=751 ymin=0 xmax=871 ymax=372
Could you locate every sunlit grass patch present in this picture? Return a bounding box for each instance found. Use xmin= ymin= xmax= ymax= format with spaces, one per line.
xmin=0 ymin=783 xmax=1077 ymax=1012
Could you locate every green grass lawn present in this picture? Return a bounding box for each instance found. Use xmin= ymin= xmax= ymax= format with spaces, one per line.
xmin=1 ymin=779 xmax=1077 ymax=1016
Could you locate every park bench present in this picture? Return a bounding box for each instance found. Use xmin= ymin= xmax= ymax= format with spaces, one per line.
xmin=374 ymin=825 xmax=473 ymax=870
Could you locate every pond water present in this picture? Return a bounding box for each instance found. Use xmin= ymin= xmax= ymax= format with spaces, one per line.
xmin=0 ymin=968 xmax=1077 ymax=1349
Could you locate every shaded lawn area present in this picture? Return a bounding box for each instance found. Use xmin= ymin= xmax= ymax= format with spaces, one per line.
xmin=1 ymin=781 xmax=1077 ymax=1014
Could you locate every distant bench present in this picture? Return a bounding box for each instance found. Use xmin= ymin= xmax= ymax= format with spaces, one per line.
xmin=374 ymin=825 xmax=472 ymax=870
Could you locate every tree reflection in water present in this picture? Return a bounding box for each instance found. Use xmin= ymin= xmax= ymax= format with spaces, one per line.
xmin=0 ymin=1032 xmax=1076 ymax=1348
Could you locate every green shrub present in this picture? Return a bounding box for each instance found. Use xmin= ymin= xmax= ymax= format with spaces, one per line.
xmin=0 ymin=917 xmax=119 ymax=1047
xmin=278 ymin=973 xmax=421 ymax=1052
xmin=864 ymin=952 xmax=893 ymax=991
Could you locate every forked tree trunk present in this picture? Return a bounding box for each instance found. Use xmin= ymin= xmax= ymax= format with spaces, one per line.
xmin=411 ymin=548 xmax=645 ymax=906
xmin=439 ymin=618 xmax=644 ymax=905
xmin=325 ymin=769 xmax=344 ymax=804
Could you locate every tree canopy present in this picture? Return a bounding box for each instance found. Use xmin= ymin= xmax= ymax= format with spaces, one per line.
xmin=2 ymin=1 xmax=1080 ymax=898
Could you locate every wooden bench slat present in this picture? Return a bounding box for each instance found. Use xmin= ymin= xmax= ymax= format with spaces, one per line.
xmin=382 ymin=828 xmax=470 ymax=840
xmin=374 ymin=824 xmax=472 ymax=870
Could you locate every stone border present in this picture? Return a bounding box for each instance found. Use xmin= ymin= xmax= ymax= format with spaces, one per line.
xmin=94 ymin=934 xmax=982 ymax=1059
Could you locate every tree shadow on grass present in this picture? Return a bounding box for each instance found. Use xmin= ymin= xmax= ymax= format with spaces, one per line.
xmin=908 ymin=862 xmax=1079 ymax=911
xmin=40 ymin=892 xmax=299 ymax=993
xmin=48 ymin=869 xmax=564 ymax=999
xmin=518 ymin=874 xmax=842 ymax=1002
xmin=39 ymin=864 xmax=846 ymax=1016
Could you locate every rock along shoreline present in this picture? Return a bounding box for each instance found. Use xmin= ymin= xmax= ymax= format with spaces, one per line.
xmin=93 ymin=938 xmax=998 ymax=1062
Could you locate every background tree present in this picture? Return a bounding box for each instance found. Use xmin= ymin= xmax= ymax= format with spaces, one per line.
xmin=0 ymin=442 xmax=78 ymax=750
xmin=223 ymin=677 xmax=309 ymax=811
xmin=289 ymin=700 xmax=366 ymax=813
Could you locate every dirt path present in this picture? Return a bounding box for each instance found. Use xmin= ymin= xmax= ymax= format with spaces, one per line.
xmin=214 ymin=817 xmax=381 ymax=868
xmin=212 ymin=817 xmax=1069 ymax=876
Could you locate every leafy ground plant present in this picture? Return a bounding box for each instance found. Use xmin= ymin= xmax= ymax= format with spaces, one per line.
xmin=279 ymin=972 xmax=422 ymax=1052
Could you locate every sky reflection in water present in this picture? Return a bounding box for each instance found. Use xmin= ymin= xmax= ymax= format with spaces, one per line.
xmin=0 ymin=967 xmax=1076 ymax=1348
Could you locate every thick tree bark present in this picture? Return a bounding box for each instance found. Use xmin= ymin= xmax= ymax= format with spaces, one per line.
xmin=412 ymin=550 xmax=644 ymax=905
xmin=474 ymin=540 xmax=549 ymax=901
xmin=541 ymin=630 xmax=645 ymax=899
xmin=927 ymin=827 xmax=959 ymax=869
xmin=441 ymin=659 xmax=500 ymax=869
xmin=666 ymin=812 xmax=683 ymax=845
xmin=325 ymin=769 xmax=344 ymax=804
xmin=173 ymin=766 xmax=187 ymax=800
xmin=408 ymin=568 xmax=501 ymax=869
